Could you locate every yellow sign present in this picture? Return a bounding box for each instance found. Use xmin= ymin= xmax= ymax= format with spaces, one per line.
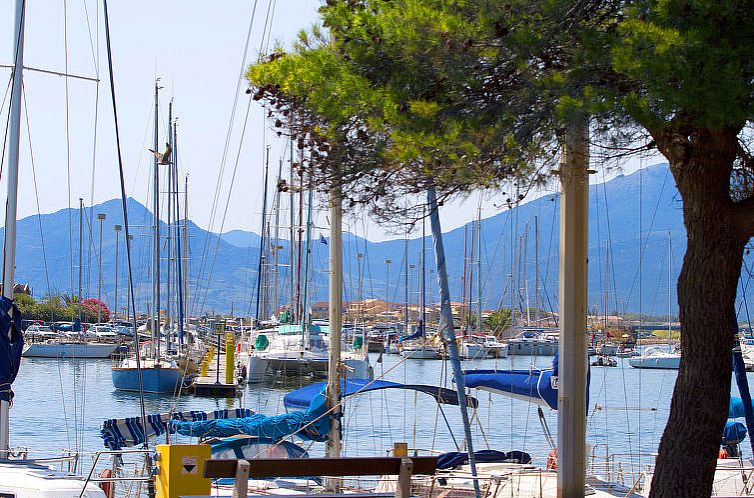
xmin=213 ymin=322 xmax=226 ymax=335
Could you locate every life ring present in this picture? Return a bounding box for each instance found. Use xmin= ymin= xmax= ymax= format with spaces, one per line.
xmin=546 ymin=448 xmax=558 ymax=470
xmin=99 ymin=469 xmax=115 ymax=498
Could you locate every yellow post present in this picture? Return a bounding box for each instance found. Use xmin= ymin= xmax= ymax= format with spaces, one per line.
xmin=393 ymin=442 xmax=408 ymax=457
xmin=225 ymin=332 xmax=234 ymax=384
xmin=155 ymin=444 xmax=211 ymax=498
xmin=200 ymin=359 xmax=208 ymax=377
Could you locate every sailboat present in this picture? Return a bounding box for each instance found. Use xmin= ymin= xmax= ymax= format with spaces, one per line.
xmin=21 ymin=199 xmax=120 ymax=359
xmin=245 ymin=151 xmax=371 ymax=382
xmin=0 ymin=2 xmax=107 ymax=496
xmin=399 ymin=215 xmax=441 ymax=360
xmin=629 ymin=232 xmax=680 ymax=370
xmin=111 ymin=82 xmax=182 ymax=394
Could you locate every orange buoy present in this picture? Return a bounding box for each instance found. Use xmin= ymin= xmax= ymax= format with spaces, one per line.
xmin=99 ymin=469 xmax=114 ymax=498
xmin=546 ymin=448 xmax=558 ymax=470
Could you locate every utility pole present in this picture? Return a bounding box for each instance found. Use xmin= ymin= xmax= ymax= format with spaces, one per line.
xmin=556 ymin=113 xmax=590 ymax=498
xmin=325 ymin=184 xmax=343 ymax=492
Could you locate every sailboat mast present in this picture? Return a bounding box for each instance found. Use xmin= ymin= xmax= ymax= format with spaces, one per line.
xmin=272 ymin=159 xmax=283 ymax=316
xmin=421 ymin=211 xmax=426 ymax=335
xmin=427 ymin=188 xmax=481 ymax=498
xmin=173 ymin=120 xmax=185 ymax=346
xmin=301 ymin=175 xmax=314 ymax=334
xmin=535 ymin=215 xmax=540 ymax=324
xmin=289 ymin=138 xmax=295 ymax=319
xmin=404 ymin=236 xmax=409 ymax=336
xmin=255 ymin=147 xmax=270 ymax=323
xmin=461 ymin=225 xmax=468 ymax=335
xmin=0 ymin=0 xmax=25 ymax=453
xmin=166 ymin=101 xmax=173 ymax=350
xmin=153 ymin=79 xmax=161 ymax=357
xmin=183 ymin=175 xmax=189 ymax=334
xmin=78 ymin=199 xmax=84 ymax=326
xmin=476 ymin=201 xmax=482 ymax=335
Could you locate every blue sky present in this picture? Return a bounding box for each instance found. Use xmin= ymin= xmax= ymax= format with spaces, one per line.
xmin=0 ymin=1 xmax=659 ymax=242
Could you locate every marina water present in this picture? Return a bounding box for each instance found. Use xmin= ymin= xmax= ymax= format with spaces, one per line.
xmin=9 ymin=352 xmax=738 ymax=476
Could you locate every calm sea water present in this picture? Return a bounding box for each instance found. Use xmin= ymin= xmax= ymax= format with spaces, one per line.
xmin=7 ymin=352 xmax=746 ymax=476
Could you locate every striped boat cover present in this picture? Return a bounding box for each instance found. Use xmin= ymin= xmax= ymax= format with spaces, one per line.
xmin=101 ymin=408 xmax=255 ymax=450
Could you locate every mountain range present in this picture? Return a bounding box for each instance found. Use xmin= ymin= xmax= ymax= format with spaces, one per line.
xmin=3 ymin=162 xmax=695 ymax=317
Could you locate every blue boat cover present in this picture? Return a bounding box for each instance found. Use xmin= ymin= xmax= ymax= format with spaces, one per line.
xmin=398 ymin=322 xmax=424 ymax=343
xmin=729 ymin=397 xmax=754 ymax=419
xmin=463 ymin=354 xmax=588 ymax=411
xmin=464 ymin=368 xmax=559 ymax=410
xmin=283 ymin=378 xmax=478 ymax=410
xmin=436 ymin=450 xmax=532 ymax=469
xmin=0 ymin=297 xmax=23 ymax=403
xmin=101 ymin=408 xmax=255 ymax=450
xmin=171 ymin=392 xmax=330 ymax=442
xmin=723 ymin=421 xmax=748 ymax=445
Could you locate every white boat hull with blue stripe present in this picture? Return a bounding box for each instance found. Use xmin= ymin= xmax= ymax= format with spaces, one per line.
xmin=112 ymin=358 xmax=183 ymax=393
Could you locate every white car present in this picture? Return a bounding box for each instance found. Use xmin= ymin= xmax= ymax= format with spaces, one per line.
xmin=25 ymin=325 xmax=58 ymax=339
xmin=90 ymin=324 xmax=118 ymax=339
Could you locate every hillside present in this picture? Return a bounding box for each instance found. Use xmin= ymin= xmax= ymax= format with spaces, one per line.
xmin=5 ymin=163 xmax=694 ymax=316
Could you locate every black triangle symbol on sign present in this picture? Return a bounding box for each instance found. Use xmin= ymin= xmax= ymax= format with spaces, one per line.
xmin=184 ymin=464 xmax=196 ymax=473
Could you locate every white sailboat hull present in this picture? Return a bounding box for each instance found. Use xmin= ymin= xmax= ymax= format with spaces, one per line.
xmin=0 ymin=462 xmax=106 ymax=498
xmin=628 ymin=353 xmax=680 ymax=370
xmin=22 ymin=342 xmax=120 ymax=358
xmin=400 ymin=346 xmax=440 ymax=359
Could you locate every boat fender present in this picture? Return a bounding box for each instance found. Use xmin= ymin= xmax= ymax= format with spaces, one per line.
xmin=99 ymin=469 xmax=115 ymax=498
xmin=546 ymin=448 xmax=558 ymax=470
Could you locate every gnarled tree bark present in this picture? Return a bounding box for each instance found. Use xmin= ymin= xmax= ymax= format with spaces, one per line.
xmin=650 ymin=128 xmax=748 ymax=497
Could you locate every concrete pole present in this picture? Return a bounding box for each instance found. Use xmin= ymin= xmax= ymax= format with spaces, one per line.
xmin=326 ymin=185 xmax=343 ymax=491
xmin=557 ymin=113 xmax=590 ymax=498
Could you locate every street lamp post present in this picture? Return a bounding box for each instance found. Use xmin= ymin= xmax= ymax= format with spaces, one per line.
xmin=97 ymin=213 xmax=106 ymax=323
xmin=126 ymin=234 xmax=134 ymax=319
xmin=114 ymin=224 xmax=122 ymax=321
xmin=384 ymin=259 xmax=392 ymax=317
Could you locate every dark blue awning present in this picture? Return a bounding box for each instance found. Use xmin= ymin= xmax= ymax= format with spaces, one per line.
xmin=0 ymin=297 xmax=23 ymax=403
xmin=283 ymin=378 xmax=478 ymax=410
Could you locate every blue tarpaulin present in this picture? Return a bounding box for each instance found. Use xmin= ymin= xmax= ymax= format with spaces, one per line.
xmin=171 ymin=392 xmax=330 ymax=442
xmin=723 ymin=421 xmax=748 ymax=445
xmin=729 ymin=397 xmax=754 ymax=419
xmin=463 ymin=354 xmax=588 ymax=411
xmin=101 ymin=408 xmax=255 ymax=450
xmin=283 ymin=378 xmax=478 ymax=410
xmin=0 ymin=297 xmax=23 ymax=403
xmin=464 ymin=368 xmax=559 ymax=410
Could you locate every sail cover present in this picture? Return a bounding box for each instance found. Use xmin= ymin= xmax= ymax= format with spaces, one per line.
xmin=0 ymin=297 xmax=23 ymax=403
xmin=463 ymin=354 xmax=588 ymax=411
xmin=170 ymin=392 xmax=330 ymax=442
xmin=464 ymin=368 xmax=559 ymax=409
xmin=283 ymin=378 xmax=478 ymax=410
xmin=101 ymin=408 xmax=254 ymax=450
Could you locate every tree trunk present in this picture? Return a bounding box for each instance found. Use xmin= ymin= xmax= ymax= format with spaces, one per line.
xmin=650 ymin=129 xmax=746 ymax=497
